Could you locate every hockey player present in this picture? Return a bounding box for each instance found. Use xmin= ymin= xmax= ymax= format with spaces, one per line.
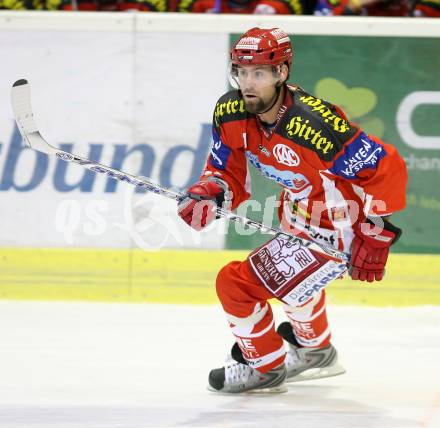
xmin=178 ymin=27 xmax=407 ymax=393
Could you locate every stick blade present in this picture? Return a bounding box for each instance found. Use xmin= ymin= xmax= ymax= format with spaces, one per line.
xmin=11 ymin=79 xmax=55 ymax=155
xmin=11 ymin=79 xmax=39 ymax=134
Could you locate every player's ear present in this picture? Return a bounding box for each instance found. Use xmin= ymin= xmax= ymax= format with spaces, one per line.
xmin=280 ymin=64 xmax=289 ymax=83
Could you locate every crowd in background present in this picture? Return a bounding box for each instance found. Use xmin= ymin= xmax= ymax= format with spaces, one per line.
xmin=0 ymin=0 xmax=438 ymax=17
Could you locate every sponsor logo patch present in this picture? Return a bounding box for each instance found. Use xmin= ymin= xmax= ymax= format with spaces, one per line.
xmin=270 ymin=29 xmax=290 ymax=45
xmin=210 ymin=129 xmax=231 ymax=170
xmin=259 ymin=144 xmax=271 ymax=157
xmin=283 ymin=262 xmax=347 ymax=306
xmin=236 ymin=37 xmax=261 ymax=50
xmin=290 ymin=218 xmax=338 ymax=247
xmin=246 ymin=151 xmax=311 ymax=196
xmin=248 ymin=237 xmax=320 ymax=298
xmin=330 ymin=133 xmax=386 ymax=178
xmin=214 ymin=97 xmax=246 ymax=127
xmin=278 ymin=91 xmax=359 ymax=161
xmin=285 ymin=115 xmax=335 ymax=155
xmin=299 ymin=95 xmax=350 ymax=133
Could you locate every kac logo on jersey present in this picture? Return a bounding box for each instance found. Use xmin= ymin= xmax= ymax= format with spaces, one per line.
xmin=273 ymin=144 xmax=300 ymax=167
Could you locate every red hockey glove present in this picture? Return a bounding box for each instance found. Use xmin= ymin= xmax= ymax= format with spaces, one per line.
xmin=349 ymin=218 xmax=402 ymax=282
xmin=177 ymin=180 xmax=228 ymax=231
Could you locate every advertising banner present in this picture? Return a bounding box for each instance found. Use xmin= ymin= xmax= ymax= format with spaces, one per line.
xmin=226 ymin=34 xmax=440 ymax=254
xmin=1 ymin=17 xmax=439 ymax=254
xmin=0 ymin=28 xmax=228 ymax=249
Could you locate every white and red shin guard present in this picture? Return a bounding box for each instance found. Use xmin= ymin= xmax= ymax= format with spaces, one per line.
xmin=226 ymin=302 xmax=286 ymax=373
xmin=282 ymin=290 xmax=331 ymax=348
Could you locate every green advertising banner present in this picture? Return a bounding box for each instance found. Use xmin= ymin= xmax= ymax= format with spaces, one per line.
xmin=226 ymin=35 xmax=440 ymax=254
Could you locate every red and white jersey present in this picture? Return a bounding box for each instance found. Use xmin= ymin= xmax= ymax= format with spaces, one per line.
xmin=201 ymin=85 xmax=407 ymax=252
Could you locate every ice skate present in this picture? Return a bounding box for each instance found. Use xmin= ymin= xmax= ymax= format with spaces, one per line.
xmin=208 ymin=361 xmax=287 ymax=394
xmin=208 ymin=345 xmax=287 ymax=394
xmin=277 ymin=322 xmax=346 ymax=382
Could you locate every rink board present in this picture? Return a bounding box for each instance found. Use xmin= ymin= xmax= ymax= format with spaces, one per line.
xmin=0 ymin=13 xmax=439 ymax=253
xmin=0 ymin=249 xmax=439 ymax=306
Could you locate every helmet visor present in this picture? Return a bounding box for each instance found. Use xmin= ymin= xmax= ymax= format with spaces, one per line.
xmin=228 ymin=63 xmax=283 ymax=90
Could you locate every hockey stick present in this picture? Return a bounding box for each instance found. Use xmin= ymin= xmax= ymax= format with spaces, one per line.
xmin=11 ymin=79 xmax=349 ymax=263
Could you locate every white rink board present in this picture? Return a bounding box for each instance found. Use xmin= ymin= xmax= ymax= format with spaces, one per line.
xmin=0 ymin=23 xmax=228 ymax=249
xmin=1 ymin=12 xmax=439 ymax=249
xmin=0 ymin=301 xmax=439 ymax=428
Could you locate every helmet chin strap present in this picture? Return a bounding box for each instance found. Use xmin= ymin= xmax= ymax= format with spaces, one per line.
xmin=257 ymin=83 xmax=283 ymax=115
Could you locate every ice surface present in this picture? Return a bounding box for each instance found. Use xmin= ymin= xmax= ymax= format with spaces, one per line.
xmin=0 ymin=301 xmax=439 ymax=428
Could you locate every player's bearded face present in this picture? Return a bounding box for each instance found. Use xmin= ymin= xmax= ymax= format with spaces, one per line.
xmin=235 ymin=65 xmax=281 ymax=114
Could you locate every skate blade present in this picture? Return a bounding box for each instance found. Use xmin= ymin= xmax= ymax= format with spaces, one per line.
xmin=286 ymin=363 xmax=346 ymax=383
xmin=246 ymin=384 xmax=288 ymax=394
xmin=207 ymin=383 xmax=288 ymax=394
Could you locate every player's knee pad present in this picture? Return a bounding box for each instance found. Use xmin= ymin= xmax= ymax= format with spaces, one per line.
xmin=225 ymin=302 xmax=270 ymax=337
xmin=282 ymin=290 xmax=326 ymax=321
xmin=215 ymin=261 xmax=243 ymax=304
